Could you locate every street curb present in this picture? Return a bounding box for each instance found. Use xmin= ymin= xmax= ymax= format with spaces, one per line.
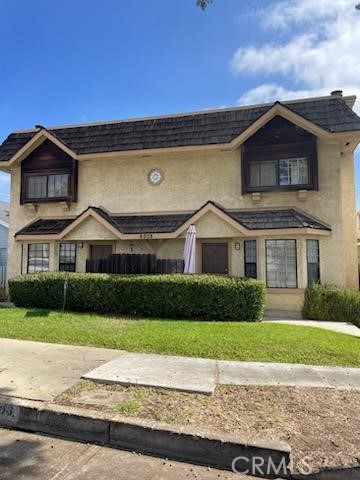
xmin=0 ymin=396 xmax=291 ymax=479
xmin=2 ymin=397 xmax=358 ymax=479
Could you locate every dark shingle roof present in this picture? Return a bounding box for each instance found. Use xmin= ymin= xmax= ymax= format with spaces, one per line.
xmin=16 ymin=205 xmax=330 ymax=236
xmin=16 ymin=218 xmax=74 ymax=236
xmin=228 ymin=209 xmax=330 ymax=230
xmin=2 ymin=96 xmax=360 ymax=162
xmin=91 ymin=206 xmax=193 ymax=234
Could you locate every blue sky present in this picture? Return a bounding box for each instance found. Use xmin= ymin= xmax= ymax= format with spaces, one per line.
xmin=0 ymin=0 xmax=359 ymax=204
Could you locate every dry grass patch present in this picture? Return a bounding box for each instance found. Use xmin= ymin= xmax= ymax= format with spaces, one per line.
xmin=56 ymin=381 xmax=360 ymax=472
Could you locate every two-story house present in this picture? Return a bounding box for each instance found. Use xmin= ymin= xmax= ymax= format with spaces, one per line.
xmin=1 ymin=91 xmax=360 ymax=312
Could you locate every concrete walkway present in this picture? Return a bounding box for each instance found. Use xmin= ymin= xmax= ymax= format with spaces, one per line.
xmin=1 ymin=338 xmax=360 ymax=399
xmin=263 ymin=318 xmax=360 ymax=338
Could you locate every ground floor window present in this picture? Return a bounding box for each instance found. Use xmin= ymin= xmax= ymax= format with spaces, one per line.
xmin=59 ymin=243 xmax=76 ymax=272
xmin=307 ymin=239 xmax=320 ymax=285
xmin=266 ymin=239 xmax=297 ymax=288
xmin=27 ymin=243 xmax=49 ymax=273
xmin=244 ymin=240 xmax=257 ymax=278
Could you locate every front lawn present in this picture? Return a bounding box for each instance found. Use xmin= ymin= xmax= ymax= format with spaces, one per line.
xmin=0 ymin=307 xmax=359 ymax=367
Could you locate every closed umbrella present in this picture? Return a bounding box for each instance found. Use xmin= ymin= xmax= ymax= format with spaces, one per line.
xmin=183 ymin=224 xmax=196 ymax=274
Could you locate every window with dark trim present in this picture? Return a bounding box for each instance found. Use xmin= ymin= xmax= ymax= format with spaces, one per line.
xmin=242 ymin=116 xmax=318 ymax=194
xmin=266 ymin=239 xmax=297 ymax=288
xmin=59 ymin=243 xmax=76 ymax=272
xmin=249 ymin=157 xmax=309 ymax=189
xmin=307 ymin=239 xmax=320 ymax=285
xmin=25 ymin=174 xmax=69 ymax=201
xmin=20 ymin=140 xmax=78 ymax=204
xmin=244 ymin=240 xmax=257 ymax=278
xmin=27 ymin=243 xmax=49 ymax=273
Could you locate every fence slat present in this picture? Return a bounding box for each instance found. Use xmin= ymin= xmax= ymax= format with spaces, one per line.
xmin=86 ymin=254 xmax=183 ymax=275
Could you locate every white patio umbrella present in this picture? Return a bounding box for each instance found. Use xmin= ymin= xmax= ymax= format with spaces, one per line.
xmin=183 ymin=224 xmax=196 ymax=274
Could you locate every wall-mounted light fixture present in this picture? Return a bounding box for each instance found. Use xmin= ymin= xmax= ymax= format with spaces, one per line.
xmin=234 ymin=242 xmax=241 ymax=251
xmin=77 ymin=242 xmax=84 ymax=249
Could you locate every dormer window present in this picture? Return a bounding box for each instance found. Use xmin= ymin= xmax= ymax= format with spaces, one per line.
xmin=20 ymin=140 xmax=77 ymax=204
xmin=25 ymin=173 xmax=70 ymax=201
xmin=249 ymin=157 xmax=309 ymax=189
xmin=242 ymin=116 xmax=318 ymax=194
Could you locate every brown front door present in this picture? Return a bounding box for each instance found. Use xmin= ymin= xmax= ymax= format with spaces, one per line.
xmin=90 ymin=245 xmax=113 ymax=260
xmin=202 ymin=243 xmax=228 ymax=274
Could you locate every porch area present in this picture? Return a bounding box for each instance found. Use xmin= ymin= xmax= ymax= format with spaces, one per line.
xmin=11 ymin=201 xmax=336 ymax=312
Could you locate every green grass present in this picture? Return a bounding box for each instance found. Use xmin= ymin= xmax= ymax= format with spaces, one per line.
xmin=0 ymin=307 xmax=359 ymax=367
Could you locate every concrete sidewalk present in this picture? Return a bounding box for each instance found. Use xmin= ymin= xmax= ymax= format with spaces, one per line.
xmin=263 ymin=318 xmax=360 ymax=338
xmin=1 ymin=338 xmax=359 ymax=399
xmin=84 ymin=352 xmax=360 ymax=394
xmin=0 ymin=338 xmax=119 ymax=401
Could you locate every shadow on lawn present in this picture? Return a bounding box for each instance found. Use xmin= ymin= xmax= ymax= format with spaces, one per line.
xmin=24 ymin=309 xmax=51 ymax=318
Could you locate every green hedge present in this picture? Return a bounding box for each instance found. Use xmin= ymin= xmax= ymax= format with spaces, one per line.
xmin=302 ymin=283 xmax=360 ymax=327
xmin=8 ymin=272 xmax=266 ymax=321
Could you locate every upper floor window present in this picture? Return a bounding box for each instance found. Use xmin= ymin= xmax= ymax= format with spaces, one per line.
xmin=21 ymin=140 xmax=77 ymax=204
xmin=25 ymin=174 xmax=69 ymax=201
xmin=242 ymin=116 xmax=317 ymax=194
xmin=249 ymin=157 xmax=309 ymax=189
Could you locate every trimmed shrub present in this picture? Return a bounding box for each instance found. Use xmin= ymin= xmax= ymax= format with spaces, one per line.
xmin=8 ymin=272 xmax=266 ymax=321
xmin=302 ymin=283 xmax=360 ymax=327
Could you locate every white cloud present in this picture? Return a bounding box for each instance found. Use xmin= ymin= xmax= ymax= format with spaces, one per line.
xmin=262 ymin=0 xmax=350 ymax=28
xmin=232 ymin=0 xmax=360 ymax=111
xmin=237 ymin=84 xmax=327 ymax=105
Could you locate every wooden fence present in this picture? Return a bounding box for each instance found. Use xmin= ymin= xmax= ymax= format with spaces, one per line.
xmin=86 ymin=254 xmax=184 ymax=275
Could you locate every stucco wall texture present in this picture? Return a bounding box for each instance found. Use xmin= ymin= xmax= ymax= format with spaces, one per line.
xmin=7 ymin=137 xmax=359 ymax=311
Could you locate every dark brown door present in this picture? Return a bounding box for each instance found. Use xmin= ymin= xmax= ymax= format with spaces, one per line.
xmin=90 ymin=245 xmax=113 ymax=260
xmin=202 ymin=243 xmax=228 ymax=274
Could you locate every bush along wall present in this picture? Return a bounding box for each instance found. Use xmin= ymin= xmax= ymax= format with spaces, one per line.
xmin=302 ymin=283 xmax=360 ymax=327
xmin=8 ymin=272 xmax=266 ymax=322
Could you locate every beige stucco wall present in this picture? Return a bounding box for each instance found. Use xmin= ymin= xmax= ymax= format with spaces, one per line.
xmin=6 ymin=132 xmax=360 ymax=311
